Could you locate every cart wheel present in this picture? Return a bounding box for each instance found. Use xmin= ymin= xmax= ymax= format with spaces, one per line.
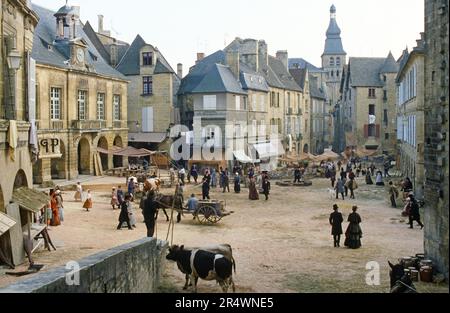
xmin=197 ymin=205 xmax=219 ymax=225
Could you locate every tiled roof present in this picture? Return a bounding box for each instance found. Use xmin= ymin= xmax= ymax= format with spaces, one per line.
xmin=289 ymin=68 xmax=307 ymax=90
xmin=268 ymin=56 xmax=302 ymax=92
xmin=31 ymin=4 xmax=126 ymax=81
xmin=380 ymin=51 xmax=400 ymax=73
xmin=348 ymin=57 xmax=387 ymax=87
xmin=116 ymin=35 xmax=175 ymax=76
xmin=309 ymin=74 xmax=327 ymax=100
xmin=191 ymin=63 xmax=246 ymax=95
xmin=289 ymin=58 xmax=321 ymax=72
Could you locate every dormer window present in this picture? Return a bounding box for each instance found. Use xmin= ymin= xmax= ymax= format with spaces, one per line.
xmin=143 ymin=52 xmax=153 ymax=66
xmin=330 ymin=57 xmax=335 ymax=67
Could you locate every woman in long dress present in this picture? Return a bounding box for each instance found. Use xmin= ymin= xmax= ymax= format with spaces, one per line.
xmin=74 ymin=182 xmax=83 ymax=202
xmin=249 ymin=178 xmax=259 ymax=200
xmin=345 ymin=206 xmax=363 ymax=249
xmin=83 ymin=190 xmax=93 ymax=212
xmin=50 ymin=191 xmax=61 ymax=226
xmin=111 ymin=187 xmax=119 ymax=210
xmin=234 ymin=173 xmax=241 ymax=193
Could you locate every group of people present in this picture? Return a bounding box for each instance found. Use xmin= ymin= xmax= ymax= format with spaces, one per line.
xmin=326 ymin=163 xmax=358 ymax=201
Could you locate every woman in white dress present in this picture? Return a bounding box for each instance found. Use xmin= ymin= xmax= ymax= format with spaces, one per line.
xmin=74 ymin=182 xmax=83 ymax=202
xmin=127 ymin=200 xmax=137 ymax=228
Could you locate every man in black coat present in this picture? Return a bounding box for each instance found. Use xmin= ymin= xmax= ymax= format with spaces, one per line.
xmin=262 ymin=176 xmax=271 ymax=201
xmin=117 ymin=194 xmax=133 ymax=230
xmin=408 ymin=195 xmax=424 ymax=229
xmin=329 ymin=204 xmax=344 ymax=247
xmin=143 ymin=191 xmax=158 ymax=237
xmin=202 ymin=176 xmax=210 ymax=200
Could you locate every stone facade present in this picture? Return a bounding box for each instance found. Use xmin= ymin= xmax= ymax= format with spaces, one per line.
xmin=396 ymin=39 xmax=426 ymax=199
xmin=423 ymin=0 xmax=449 ymax=281
xmin=30 ymin=4 xmax=129 ymax=185
xmin=0 ymin=238 xmax=168 ymax=293
xmin=0 ymin=0 xmax=39 ymax=267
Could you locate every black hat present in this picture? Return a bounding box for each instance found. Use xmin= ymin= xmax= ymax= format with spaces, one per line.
xmin=333 ymin=204 xmax=339 ymax=210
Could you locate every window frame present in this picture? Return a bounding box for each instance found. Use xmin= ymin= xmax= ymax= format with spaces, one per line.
xmin=113 ymin=94 xmax=121 ymax=121
xmin=50 ymin=87 xmax=62 ymax=120
xmin=143 ymin=76 xmax=153 ymax=95
xmin=77 ymin=90 xmax=88 ymax=121
xmin=96 ymin=92 xmax=106 ymax=121
xmin=142 ymin=52 xmax=153 ymax=66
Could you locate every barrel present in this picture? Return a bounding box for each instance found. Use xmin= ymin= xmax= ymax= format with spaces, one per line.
xmin=402 ymin=257 xmax=414 ymax=268
xmin=420 ymin=260 xmax=433 ymax=268
xmin=411 ymin=270 xmax=420 ymax=282
xmin=420 ymin=266 xmax=433 ymax=283
xmin=416 ymin=253 xmax=425 ymax=260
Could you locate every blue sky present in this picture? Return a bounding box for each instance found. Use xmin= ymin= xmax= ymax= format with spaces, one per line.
xmin=32 ymin=0 xmax=424 ymax=74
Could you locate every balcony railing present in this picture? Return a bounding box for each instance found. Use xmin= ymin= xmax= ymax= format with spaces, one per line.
xmin=113 ymin=120 xmax=127 ymax=129
xmin=71 ymin=120 xmax=107 ymax=131
xmin=51 ymin=120 xmax=64 ymax=130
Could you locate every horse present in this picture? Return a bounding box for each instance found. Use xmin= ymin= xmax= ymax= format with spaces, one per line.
xmin=152 ymin=194 xmax=184 ymax=223
xmin=388 ymin=261 xmax=417 ymax=293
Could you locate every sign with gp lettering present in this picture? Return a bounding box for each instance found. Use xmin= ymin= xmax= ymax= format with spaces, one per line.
xmin=39 ymin=138 xmax=62 ymax=159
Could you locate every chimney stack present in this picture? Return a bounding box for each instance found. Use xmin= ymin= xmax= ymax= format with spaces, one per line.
xmin=226 ymin=51 xmax=240 ymax=79
xmin=98 ymin=15 xmax=104 ymax=33
xmin=177 ymin=63 xmax=183 ymax=78
xmin=276 ymin=50 xmax=289 ymax=71
xmin=196 ymin=53 xmax=205 ymax=64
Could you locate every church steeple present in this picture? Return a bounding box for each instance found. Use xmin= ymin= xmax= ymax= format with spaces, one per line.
xmin=323 ymin=4 xmax=346 ymax=57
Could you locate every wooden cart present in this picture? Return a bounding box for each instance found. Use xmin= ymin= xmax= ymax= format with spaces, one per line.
xmin=188 ymin=200 xmax=232 ymax=225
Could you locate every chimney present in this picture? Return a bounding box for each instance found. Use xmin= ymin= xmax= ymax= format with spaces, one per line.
xmin=276 ymin=50 xmax=289 ymax=71
xmin=226 ymin=51 xmax=240 ymax=78
xmin=196 ymin=53 xmax=205 ymax=64
xmin=98 ymin=15 xmax=104 ymax=33
xmin=258 ymin=40 xmax=268 ymax=68
xmin=177 ymin=63 xmax=183 ymax=78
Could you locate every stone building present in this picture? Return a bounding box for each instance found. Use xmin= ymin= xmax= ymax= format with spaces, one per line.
xmin=84 ymin=18 xmax=180 ymax=151
xmin=1 ymin=0 xmax=39 ymax=267
xmin=396 ymin=36 xmax=426 ymax=199
xmin=31 ymin=3 xmax=129 ymax=185
xmin=339 ymin=53 xmax=399 ymax=154
xmin=423 ymin=0 xmax=449 ymax=281
xmin=309 ymin=75 xmax=328 ymax=154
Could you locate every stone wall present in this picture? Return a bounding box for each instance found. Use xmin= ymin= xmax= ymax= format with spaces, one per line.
xmin=423 ymin=0 xmax=449 ymax=281
xmin=0 ymin=238 xmax=168 ymax=293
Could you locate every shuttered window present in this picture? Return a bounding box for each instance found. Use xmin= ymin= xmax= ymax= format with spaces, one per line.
xmin=51 ymin=88 xmax=61 ymax=120
xmin=97 ymin=93 xmax=105 ymax=120
xmin=142 ymin=107 xmax=154 ymax=132
xmin=77 ymin=90 xmax=87 ymax=120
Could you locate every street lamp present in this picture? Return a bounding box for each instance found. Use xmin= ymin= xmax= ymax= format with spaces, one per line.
xmin=7 ymin=49 xmax=22 ymax=71
xmin=6 ymin=46 xmax=22 ymax=120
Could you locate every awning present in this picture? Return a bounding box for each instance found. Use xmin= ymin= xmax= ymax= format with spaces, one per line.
xmin=233 ymin=150 xmax=256 ymax=164
xmin=97 ymin=146 xmax=155 ymax=158
xmin=128 ymin=132 xmax=167 ymax=143
xmin=251 ymin=141 xmax=285 ymax=159
xmin=12 ymin=187 xmax=49 ymax=213
xmin=316 ymin=149 xmax=341 ymax=162
xmin=0 ymin=212 xmax=17 ymax=236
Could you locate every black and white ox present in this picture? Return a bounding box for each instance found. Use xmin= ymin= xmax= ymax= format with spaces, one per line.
xmin=166 ymin=245 xmax=236 ymax=293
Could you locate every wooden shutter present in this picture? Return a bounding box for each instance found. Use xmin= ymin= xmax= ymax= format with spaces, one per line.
xmin=364 ymin=125 xmax=369 ymax=138
xmin=376 ymin=124 xmax=381 ymax=138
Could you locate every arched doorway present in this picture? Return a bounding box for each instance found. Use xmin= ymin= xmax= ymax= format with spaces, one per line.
xmin=97 ymin=137 xmax=109 ymax=170
xmin=14 ymin=170 xmax=29 ymax=189
xmin=51 ymin=140 xmax=66 ymax=180
xmin=78 ymin=138 xmax=91 ymax=175
xmin=303 ymin=144 xmax=309 ymax=154
xmin=113 ymin=136 xmax=123 ymax=168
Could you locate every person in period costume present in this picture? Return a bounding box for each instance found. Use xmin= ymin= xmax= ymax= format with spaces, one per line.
xmin=249 ymin=178 xmax=259 ymax=201
xmin=190 ymin=165 xmax=199 ymax=184
xmin=347 ymin=170 xmax=356 ymax=199
xmin=337 ymin=160 xmax=342 ymax=172
xmin=234 ymin=173 xmax=241 ymax=193
xmin=117 ymin=194 xmax=133 ymax=230
xmin=55 ymin=190 xmax=64 ymax=223
xmin=262 ymin=176 xmax=271 ymax=201
xmin=128 ymin=178 xmax=136 ymax=198
xmin=407 ymin=195 xmax=424 ymax=230
xmin=329 ymin=204 xmax=344 ymax=247
xmin=401 ymin=177 xmax=414 ymax=201
xmin=178 ymin=167 xmax=186 ymax=186
xmin=50 ymin=190 xmax=60 ymax=227
xmin=335 ymin=178 xmax=345 ymax=200
xmin=222 ymin=169 xmax=230 ymax=193
xmin=117 ymin=186 xmax=125 ymax=205
xmin=83 ymin=190 xmax=93 ymax=212
xmin=365 ymin=170 xmax=374 ymax=185
xmin=388 ymin=181 xmax=399 ymax=208
xmin=345 ymin=206 xmax=363 ymax=249
xmin=127 ymin=198 xmax=137 ymax=228
xmin=202 ymin=176 xmax=211 ymax=200
xmin=210 ymin=168 xmax=217 ymax=188
xmin=294 ymin=168 xmax=302 ymax=184
xmin=111 ymin=187 xmax=119 ymax=210
xmin=330 ymin=169 xmax=337 ymax=188
xmin=74 ymin=182 xmax=83 ymax=202
xmin=187 ymin=194 xmax=199 ymax=213
xmin=143 ymin=191 xmax=157 ymax=237
xmin=340 ymin=167 xmax=346 ymax=181
xmin=376 ymin=171 xmax=385 ymax=186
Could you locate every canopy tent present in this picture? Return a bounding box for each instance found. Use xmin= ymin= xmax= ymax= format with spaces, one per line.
xmin=316 ymin=149 xmax=341 ymax=162
xmin=233 ymin=150 xmax=257 ymax=164
xmin=250 ymin=141 xmax=285 ymax=160
xmin=97 ymin=146 xmax=156 ymax=158
xmin=354 ymin=148 xmax=379 ymax=158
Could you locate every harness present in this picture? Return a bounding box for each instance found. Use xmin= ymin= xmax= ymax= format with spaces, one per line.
xmin=393 ymin=279 xmax=417 ymax=293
